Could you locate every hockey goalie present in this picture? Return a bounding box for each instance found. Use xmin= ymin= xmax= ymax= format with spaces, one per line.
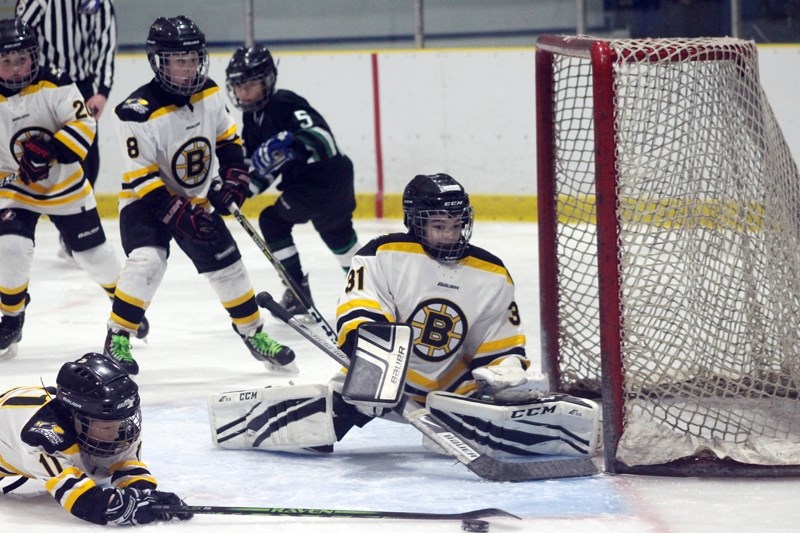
xmin=207 ymin=174 xmax=602 ymax=460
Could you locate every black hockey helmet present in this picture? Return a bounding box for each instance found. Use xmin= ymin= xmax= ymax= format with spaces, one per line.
xmin=403 ymin=173 xmax=474 ymax=262
xmin=56 ymin=353 xmax=142 ymax=458
xmin=0 ymin=18 xmax=39 ymax=90
xmin=146 ymin=15 xmax=208 ymax=96
xmin=225 ymin=44 xmax=277 ymax=112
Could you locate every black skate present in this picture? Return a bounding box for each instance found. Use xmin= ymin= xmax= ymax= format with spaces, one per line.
xmin=271 ymin=275 xmax=313 ymax=318
xmin=238 ymin=325 xmax=298 ymax=373
xmin=104 ymin=329 xmax=139 ymax=375
xmin=0 ymin=312 xmax=24 ymax=362
xmin=136 ymin=315 xmax=150 ymax=341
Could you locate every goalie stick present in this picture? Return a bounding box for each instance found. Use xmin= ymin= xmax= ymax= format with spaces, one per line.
xmin=256 ymin=291 xmax=600 ymax=482
xmin=149 ymin=504 xmax=520 ymax=521
xmin=227 ymin=201 xmax=337 ymax=343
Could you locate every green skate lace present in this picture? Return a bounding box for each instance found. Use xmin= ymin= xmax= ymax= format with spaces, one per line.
xmin=250 ymin=332 xmax=285 ymax=358
xmin=110 ymin=335 xmax=134 ymax=362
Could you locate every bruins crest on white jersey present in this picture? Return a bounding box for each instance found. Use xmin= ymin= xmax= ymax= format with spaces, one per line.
xmin=0 ymin=68 xmax=96 ymax=216
xmin=114 ymin=78 xmax=243 ymax=210
xmin=336 ymin=232 xmax=527 ymax=401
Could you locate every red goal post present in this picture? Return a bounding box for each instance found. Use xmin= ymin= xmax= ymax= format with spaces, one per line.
xmin=536 ymin=35 xmax=800 ymax=476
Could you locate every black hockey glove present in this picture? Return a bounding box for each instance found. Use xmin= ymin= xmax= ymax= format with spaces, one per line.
xmin=161 ymin=196 xmax=216 ymax=242
xmin=251 ymin=130 xmax=297 ymax=177
xmin=104 ymin=488 xmax=193 ymax=526
xmin=19 ymin=137 xmax=55 ymax=184
xmin=208 ymin=166 xmax=250 ymax=215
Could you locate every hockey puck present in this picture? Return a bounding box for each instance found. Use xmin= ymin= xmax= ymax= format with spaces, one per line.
xmin=461 ymin=518 xmax=490 ymax=532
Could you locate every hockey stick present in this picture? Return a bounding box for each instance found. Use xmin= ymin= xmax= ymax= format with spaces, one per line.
xmin=227 ymin=201 xmax=337 ymax=343
xmin=256 ymin=291 xmax=600 ymax=482
xmin=149 ymin=504 xmax=520 ymax=521
xmin=0 ymin=173 xmax=18 ymax=187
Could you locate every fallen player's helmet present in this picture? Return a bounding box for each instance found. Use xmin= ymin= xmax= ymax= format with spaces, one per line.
xmin=146 ymin=15 xmax=208 ymax=96
xmin=56 ymin=353 xmax=142 ymax=458
xmin=403 ymin=173 xmax=474 ymax=262
xmin=225 ymin=44 xmax=277 ymax=112
xmin=0 ymin=18 xmax=39 ymax=90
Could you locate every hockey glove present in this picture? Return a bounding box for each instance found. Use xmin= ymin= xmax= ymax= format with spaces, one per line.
xmin=19 ymin=137 xmax=55 ymax=184
xmin=208 ymin=166 xmax=250 ymax=215
xmin=104 ymin=488 xmax=192 ymax=525
xmin=472 ymin=358 xmax=549 ymax=404
xmin=251 ymin=130 xmax=297 ymax=178
xmin=161 ymin=196 xmax=216 ymax=242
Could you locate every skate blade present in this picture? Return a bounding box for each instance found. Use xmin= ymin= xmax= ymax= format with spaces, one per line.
xmin=263 ymin=360 xmax=300 ymax=374
xmin=0 ymin=344 xmax=19 ymax=362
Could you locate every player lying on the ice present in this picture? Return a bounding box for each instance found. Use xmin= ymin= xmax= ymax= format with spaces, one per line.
xmin=208 ymin=174 xmax=601 ymax=457
xmin=0 ymin=353 xmax=191 ymax=525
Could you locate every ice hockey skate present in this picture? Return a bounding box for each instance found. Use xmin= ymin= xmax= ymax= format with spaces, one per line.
xmin=272 ymin=274 xmax=313 ymax=321
xmin=0 ymin=312 xmax=24 ymax=362
xmin=103 ymin=329 xmax=138 ymax=375
xmin=239 ymin=325 xmax=298 ymax=373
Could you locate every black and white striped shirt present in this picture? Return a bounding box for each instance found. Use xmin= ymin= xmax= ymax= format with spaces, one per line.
xmin=16 ymin=0 xmax=117 ymax=97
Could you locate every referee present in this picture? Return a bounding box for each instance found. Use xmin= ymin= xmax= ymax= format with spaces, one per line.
xmin=16 ymin=0 xmax=117 ymax=190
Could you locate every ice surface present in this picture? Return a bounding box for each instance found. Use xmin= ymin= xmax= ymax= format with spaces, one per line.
xmin=2 ymin=219 xmax=798 ymax=533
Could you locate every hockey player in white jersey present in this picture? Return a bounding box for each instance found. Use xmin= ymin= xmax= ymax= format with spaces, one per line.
xmin=105 ymin=15 xmax=295 ymax=375
xmin=0 ymin=353 xmax=191 ymax=525
xmin=209 ymin=174 xmax=602 ymax=459
xmin=0 ymin=18 xmax=137 ymax=361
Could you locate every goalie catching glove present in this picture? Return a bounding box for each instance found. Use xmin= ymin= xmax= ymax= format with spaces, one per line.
xmin=104 ymin=487 xmax=192 ymax=526
xmin=472 ymin=357 xmax=549 ymax=403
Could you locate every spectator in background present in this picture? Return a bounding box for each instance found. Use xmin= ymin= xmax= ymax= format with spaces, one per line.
xmin=17 ymin=0 xmax=117 ymax=257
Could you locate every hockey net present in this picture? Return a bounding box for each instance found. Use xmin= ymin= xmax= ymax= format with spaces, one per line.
xmin=536 ymin=35 xmax=800 ymax=475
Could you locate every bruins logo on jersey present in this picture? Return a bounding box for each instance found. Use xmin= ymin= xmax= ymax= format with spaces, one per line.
xmin=171 ymin=136 xmax=212 ymax=187
xmin=408 ymin=298 xmax=467 ymax=362
xmin=11 ymin=127 xmax=52 ymax=163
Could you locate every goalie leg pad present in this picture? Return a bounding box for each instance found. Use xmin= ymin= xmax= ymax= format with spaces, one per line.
xmin=208 ymin=383 xmax=336 ymax=452
xmin=426 ymin=391 xmax=602 ymax=458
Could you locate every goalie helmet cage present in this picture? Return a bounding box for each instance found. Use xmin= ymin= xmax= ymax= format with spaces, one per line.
xmin=535 ymin=34 xmax=800 ymax=477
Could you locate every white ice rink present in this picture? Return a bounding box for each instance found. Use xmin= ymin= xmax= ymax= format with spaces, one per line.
xmin=2 ymin=218 xmax=799 ymax=533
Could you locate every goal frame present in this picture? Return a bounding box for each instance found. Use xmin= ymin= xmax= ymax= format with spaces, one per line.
xmin=535 ymin=34 xmax=800 ymax=477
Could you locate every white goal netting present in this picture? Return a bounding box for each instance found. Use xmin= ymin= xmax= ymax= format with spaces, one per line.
xmin=540 ymin=36 xmax=800 ymax=468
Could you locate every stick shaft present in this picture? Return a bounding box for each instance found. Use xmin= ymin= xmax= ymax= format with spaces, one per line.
xmin=150 ymin=504 xmax=518 ymax=520
xmin=229 ymin=203 xmax=337 ymax=343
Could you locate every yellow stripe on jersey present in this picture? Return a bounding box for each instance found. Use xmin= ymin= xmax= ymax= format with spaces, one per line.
xmin=475 ymin=335 xmax=527 ymax=355
xmin=20 ymin=79 xmax=59 ymax=95
xmin=461 ymin=256 xmax=513 ymax=284
xmin=190 ymin=86 xmax=220 ymax=104
xmin=45 ymin=467 xmax=97 ymax=512
xmin=407 ymin=359 xmax=470 ymax=392
xmin=150 ymin=105 xmax=180 ymax=120
xmin=336 ymin=298 xmax=388 ymax=318
xmin=375 ymin=241 xmax=427 ymax=255
xmin=116 ymin=474 xmax=157 ymax=488
xmin=0 ymin=454 xmax=27 ymax=476
xmin=54 ymin=127 xmax=91 ymax=160
xmin=216 ymin=124 xmax=238 ymax=143
xmin=0 ymin=180 xmax=92 ymax=208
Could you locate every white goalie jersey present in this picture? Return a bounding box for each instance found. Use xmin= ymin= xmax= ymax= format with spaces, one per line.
xmin=0 ymin=67 xmax=96 ymax=216
xmin=114 ymin=78 xmax=243 ymax=211
xmin=336 ymin=232 xmax=528 ymax=402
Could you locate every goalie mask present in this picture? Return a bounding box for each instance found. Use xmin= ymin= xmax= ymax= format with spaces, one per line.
xmin=225 ymin=44 xmax=277 ymax=112
xmin=146 ymin=15 xmax=208 ymax=96
xmin=56 ymin=353 xmax=141 ymax=458
xmin=0 ymin=18 xmax=39 ymax=90
xmin=403 ymin=173 xmax=474 ymax=262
